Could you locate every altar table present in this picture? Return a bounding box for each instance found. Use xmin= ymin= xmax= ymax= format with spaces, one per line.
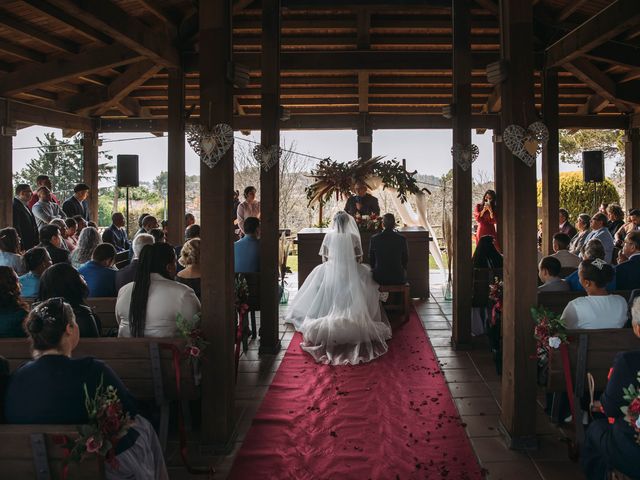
xmin=296 ymin=227 xmax=430 ymax=298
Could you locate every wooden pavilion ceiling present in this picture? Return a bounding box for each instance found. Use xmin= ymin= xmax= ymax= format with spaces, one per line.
xmin=0 ymin=0 xmax=638 ymax=130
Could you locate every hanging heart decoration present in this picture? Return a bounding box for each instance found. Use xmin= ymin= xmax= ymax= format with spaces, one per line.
xmin=503 ymin=121 xmax=549 ymax=167
xmin=252 ymin=144 xmax=282 ymax=172
xmin=186 ymin=123 xmax=234 ymax=169
xmin=451 ymin=143 xmax=479 ymax=171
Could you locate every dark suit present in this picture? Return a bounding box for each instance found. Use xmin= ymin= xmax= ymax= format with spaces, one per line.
xmin=344 ymin=194 xmax=380 ymax=217
xmin=614 ymin=255 xmax=640 ymax=290
xmin=559 ymin=221 xmax=577 ymax=239
xmin=115 ymin=259 xmax=138 ymax=291
xmin=12 ymin=198 xmax=38 ymax=250
xmin=39 ymin=242 xmax=70 ymax=265
xmin=369 ymin=229 xmax=408 ymax=285
xmin=102 ymin=224 xmax=130 ymax=252
xmin=62 ymin=196 xmax=89 ymax=221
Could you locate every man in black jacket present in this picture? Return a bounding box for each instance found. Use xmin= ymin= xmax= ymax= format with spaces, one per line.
xmin=12 ymin=184 xmax=38 ymax=250
xmin=369 ymin=214 xmax=408 ymax=285
xmin=62 ymin=183 xmax=90 ymax=221
xmin=615 ymin=231 xmax=640 ymax=290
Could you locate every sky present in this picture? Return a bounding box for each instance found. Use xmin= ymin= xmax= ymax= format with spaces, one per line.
xmin=11 ymin=125 xmax=619 ymax=190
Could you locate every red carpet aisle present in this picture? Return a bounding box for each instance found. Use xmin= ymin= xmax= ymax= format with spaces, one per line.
xmin=229 ymin=309 xmax=484 ymax=480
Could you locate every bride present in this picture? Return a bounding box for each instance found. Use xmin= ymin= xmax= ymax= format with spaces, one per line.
xmin=286 ymin=211 xmax=392 ymax=365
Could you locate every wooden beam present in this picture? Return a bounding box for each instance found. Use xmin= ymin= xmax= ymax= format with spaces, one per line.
xmin=499 ymin=0 xmax=538 ymax=448
xmin=167 ymin=67 xmax=185 ymax=247
xmin=82 ymin=130 xmax=99 ymax=222
xmin=541 ymin=68 xmax=559 ymax=257
xmin=47 ymin=0 xmax=180 ymax=67
xmin=0 ymin=11 xmax=79 ymax=53
xmin=0 ymin=100 xmax=12 ymax=230
xmin=555 ymin=0 xmax=589 ymax=22
xmin=0 ymin=40 xmax=46 ymax=63
xmin=474 ymin=0 xmax=498 ymax=15
xmin=562 ymin=59 xmax=634 ymax=110
xmin=625 ymin=128 xmax=640 ymax=210
xmin=136 ymin=0 xmax=178 ymax=31
xmin=21 ymin=0 xmax=113 ymax=44
xmin=233 ymin=0 xmax=255 ymax=13
xmin=558 ymin=114 xmax=627 ymax=129
xmin=259 ymin=0 xmax=282 ymax=355
xmin=357 ymin=112 xmax=372 ymax=159
xmin=0 ymin=46 xmax=144 ymax=96
xmin=616 ymin=80 xmax=640 ymax=106
xmin=357 ymin=9 xmax=371 ymax=49
xmin=546 ymin=0 xmax=640 ymax=68
xmin=451 ymin=0 xmax=473 ymax=350
xmin=199 ymin=0 xmax=236 ymax=448
xmin=7 ymin=98 xmax=93 ymax=130
xmin=584 ymin=43 xmax=640 ymax=70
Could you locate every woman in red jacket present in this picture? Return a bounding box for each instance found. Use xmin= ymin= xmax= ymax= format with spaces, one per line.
xmin=474 ymin=189 xmax=499 ymax=250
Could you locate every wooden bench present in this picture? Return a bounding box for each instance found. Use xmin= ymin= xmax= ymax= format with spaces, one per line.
xmin=115 ymin=250 xmax=130 ymax=270
xmin=379 ymin=284 xmax=410 ymax=324
xmin=23 ymin=298 xmax=119 ymax=337
xmin=538 ymin=290 xmax=634 ymax=316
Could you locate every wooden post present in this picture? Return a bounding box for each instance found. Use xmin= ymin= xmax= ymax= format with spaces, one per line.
xmin=541 ymin=68 xmax=559 ymax=257
xmin=357 ymin=112 xmax=372 ymax=160
xmin=168 ymin=67 xmax=186 ymax=247
xmin=199 ymin=0 xmax=235 ymax=449
xmin=259 ymin=0 xmax=282 ymax=355
xmin=0 ymin=100 xmax=12 ymax=229
xmin=82 ymin=130 xmax=99 ymax=222
xmin=498 ymin=0 xmax=538 ymax=448
xmin=451 ymin=0 xmax=473 ymax=349
xmin=625 ymin=128 xmax=640 ymax=211
xmin=493 ymin=126 xmax=504 ymax=250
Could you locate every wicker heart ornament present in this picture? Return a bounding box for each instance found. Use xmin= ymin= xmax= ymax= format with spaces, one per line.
xmin=186 ymin=123 xmax=234 ymax=168
xmin=503 ymin=121 xmax=549 ymax=167
xmin=451 ymin=143 xmax=479 ymax=171
xmin=253 ymin=144 xmax=282 ymax=172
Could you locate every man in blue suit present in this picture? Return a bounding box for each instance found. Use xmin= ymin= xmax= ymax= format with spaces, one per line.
xmin=234 ymin=217 xmax=260 ymax=273
xmin=615 ymin=231 xmax=640 ymax=290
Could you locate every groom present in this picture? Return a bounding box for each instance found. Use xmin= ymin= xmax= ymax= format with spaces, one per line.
xmin=369 ymin=214 xmax=408 ymax=285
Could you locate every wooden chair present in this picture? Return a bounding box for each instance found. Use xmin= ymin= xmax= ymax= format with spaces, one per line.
xmin=379 ymin=283 xmax=411 ymax=324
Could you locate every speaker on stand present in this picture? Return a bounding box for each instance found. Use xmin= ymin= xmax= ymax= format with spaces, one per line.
xmin=582 ymin=150 xmax=604 ymax=214
xmin=116 ymin=155 xmax=139 ymax=239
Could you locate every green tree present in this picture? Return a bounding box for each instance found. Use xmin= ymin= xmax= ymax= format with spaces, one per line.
xmin=14 ymin=132 xmax=114 ymax=200
xmin=559 ymin=129 xmax=625 ymax=179
xmin=537 ymin=171 xmax=620 ymax=221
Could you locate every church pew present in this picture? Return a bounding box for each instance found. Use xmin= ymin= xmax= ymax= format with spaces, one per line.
xmin=537 ymin=290 xmax=634 ymax=316
xmin=23 ymin=297 xmax=119 ymax=336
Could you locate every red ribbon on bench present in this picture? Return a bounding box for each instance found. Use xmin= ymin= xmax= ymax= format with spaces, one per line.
xmin=159 ymin=342 xmax=213 ymax=476
xmin=560 ymin=343 xmax=575 ymax=418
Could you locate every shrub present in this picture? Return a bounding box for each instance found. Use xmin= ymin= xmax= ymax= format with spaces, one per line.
xmin=537 ymin=171 xmax=620 ymax=222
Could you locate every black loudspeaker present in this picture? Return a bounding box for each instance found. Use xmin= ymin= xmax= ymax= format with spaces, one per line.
xmin=582 ymin=150 xmax=604 ymax=183
xmin=117 ymin=154 xmax=139 ymax=187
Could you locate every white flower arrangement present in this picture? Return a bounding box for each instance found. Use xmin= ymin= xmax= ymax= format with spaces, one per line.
xmin=548 ymin=336 xmax=562 ymax=349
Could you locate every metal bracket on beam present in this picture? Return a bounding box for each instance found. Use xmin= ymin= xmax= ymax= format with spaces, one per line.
xmin=0 ymin=125 xmax=16 ymax=136
xmin=492 ymin=134 xmax=502 ymax=143
xmin=486 ymin=60 xmax=509 ymax=85
xmin=442 ymin=104 xmax=456 ymax=119
xmin=279 ymin=105 xmax=291 ymax=121
xmin=79 ymin=136 xmax=103 ymax=147
xmin=227 ymin=61 xmax=250 ymax=88
xmin=358 ymin=134 xmax=372 ymax=144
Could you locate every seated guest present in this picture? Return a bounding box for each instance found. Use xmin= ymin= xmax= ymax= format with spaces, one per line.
xmin=18 ymin=247 xmax=51 ymax=298
xmin=115 ymin=233 xmax=154 ymax=291
xmin=0 ymin=266 xmax=28 ymax=337
xmin=62 ymin=183 xmax=90 ymax=221
xmin=102 ymin=212 xmax=130 ymax=252
xmin=569 ymin=213 xmax=591 ymax=255
xmin=558 ymin=208 xmax=577 ymax=238
xmin=561 ymin=259 xmax=627 ymax=329
xmin=472 ymin=235 xmax=503 ymax=269
xmin=0 ymin=227 xmax=25 ymax=274
xmin=12 ymin=183 xmax=38 ymax=251
xmin=70 ymin=226 xmax=101 ymax=269
xmin=38 ymin=263 xmax=100 ymax=337
xmin=87 ymin=221 xmax=98 ymax=229
xmin=538 ymin=256 xmax=569 ymax=293
xmin=3 ymin=298 xmax=168 ymax=479
xmin=32 ymin=186 xmax=66 ymax=230
xmin=176 ymin=239 xmax=201 ymax=298
xmin=566 ymin=239 xmax=616 ymax=292
xmin=234 ymin=217 xmax=260 ymax=273
xmin=615 ymin=231 xmax=640 ymax=291
xmin=369 ymin=213 xmax=408 ymax=285
xmin=134 ymin=214 xmax=158 ymax=238
xmin=149 ymin=228 xmax=166 ymax=244
xmin=606 ymin=204 xmax=625 ymax=238
xmin=551 ymin=233 xmax=580 ymax=268
xmin=72 ymin=215 xmax=87 ymax=236
xmin=176 ymin=224 xmax=200 ymax=270
xmin=78 ymin=243 xmax=117 ymax=298
xmin=49 ymin=219 xmax=70 ymax=252
xmin=582 ymin=213 xmax=615 ymax=263
xmin=185 ymin=213 xmax=195 ymax=228
xmin=63 ymin=217 xmax=78 ymax=251
xmin=581 ymin=296 xmax=640 ymax=480
xmin=117 ymin=243 xmax=200 ymax=338
xmin=37 ymin=224 xmax=69 ymax=265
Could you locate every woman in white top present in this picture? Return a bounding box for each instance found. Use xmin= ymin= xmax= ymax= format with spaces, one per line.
xmin=236 ymin=186 xmax=261 ymax=236
xmin=0 ymin=227 xmax=25 ymax=275
xmin=116 ymin=242 xmax=200 ymax=338
xmin=561 ymin=258 xmax=627 ymax=330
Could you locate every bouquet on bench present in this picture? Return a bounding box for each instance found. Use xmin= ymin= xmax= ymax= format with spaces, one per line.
xmin=531 ymin=306 xmax=568 ymax=386
xmin=621 ymin=370 xmax=640 ymax=444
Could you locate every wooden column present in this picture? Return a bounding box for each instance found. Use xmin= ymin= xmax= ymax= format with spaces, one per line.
xmin=493 ymin=126 xmax=504 ymax=250
xmin=82 ymin=130 xmax=99 ymax=222
xmin=625 ymin=128 xmax=640 ymax=210
xmin=0 ymin=100 xmax=12 ymax=229
xmin=451 ymin=0 xmax=473 ymax=349
xmin=357 ymin=112 xmax=372 ymax=160
xmin=541 ymin=68 xmax=559 ymax=256
xmin=199 ymin=0 xmax=235 ymax=448
xmin=259 ymin=0 xmax=282 ymax=355
xmin=168 ymin=67 xmax=186 ymax=246
xmin=498 ymin=0 xmax=538 ymax=448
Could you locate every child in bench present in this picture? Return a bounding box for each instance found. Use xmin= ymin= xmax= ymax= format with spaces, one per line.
xmin=3 ymin=298 xmax=168 ymax=480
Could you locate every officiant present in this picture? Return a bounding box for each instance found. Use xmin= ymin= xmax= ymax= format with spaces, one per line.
xmin=344 ymin=180 xmax=380 ymax=217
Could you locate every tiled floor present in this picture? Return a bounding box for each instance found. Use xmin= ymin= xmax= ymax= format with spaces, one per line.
xmin=169 ymin=273 xmax=586 ymax=480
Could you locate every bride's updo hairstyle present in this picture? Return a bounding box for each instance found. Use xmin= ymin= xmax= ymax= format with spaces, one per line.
xmin=25 ymin=297 xmax=75 ymax=351
xmin=333 ymin=211 xmax=351 ymax=233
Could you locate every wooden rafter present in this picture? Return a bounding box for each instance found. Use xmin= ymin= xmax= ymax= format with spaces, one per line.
xmin=566 ymin=94 xmax=608 ymax=133
xmin=555 ymin=0 xmax=589 ymax=23
xmin=0 ymin=10 xmax=79 ymax=53
xmin=233 ymin=0 xmax=255 ymax=13
xmin=0 ymin=40 xmax=46 ymax=63
xmin=546 ymin=0 xmax=640 ymax=68
xmin=136 ymin=0 xmax=178 ymax=31
xmin=0 ymin=45 xmax=144 ymax=96
xmin=583 ymin=43 xmax=640 ymax=70
xmin=46 ymin=0 xmax=180 ymax=67
xmin=563 ymin=59 xmax=634 ymax=111
xmin=474 ymin=0 xmax=498 ymax=15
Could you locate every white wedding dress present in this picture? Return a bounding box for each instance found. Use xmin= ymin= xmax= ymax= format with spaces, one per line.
xmin=286 ymin=211 xmax=392 ymax=365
